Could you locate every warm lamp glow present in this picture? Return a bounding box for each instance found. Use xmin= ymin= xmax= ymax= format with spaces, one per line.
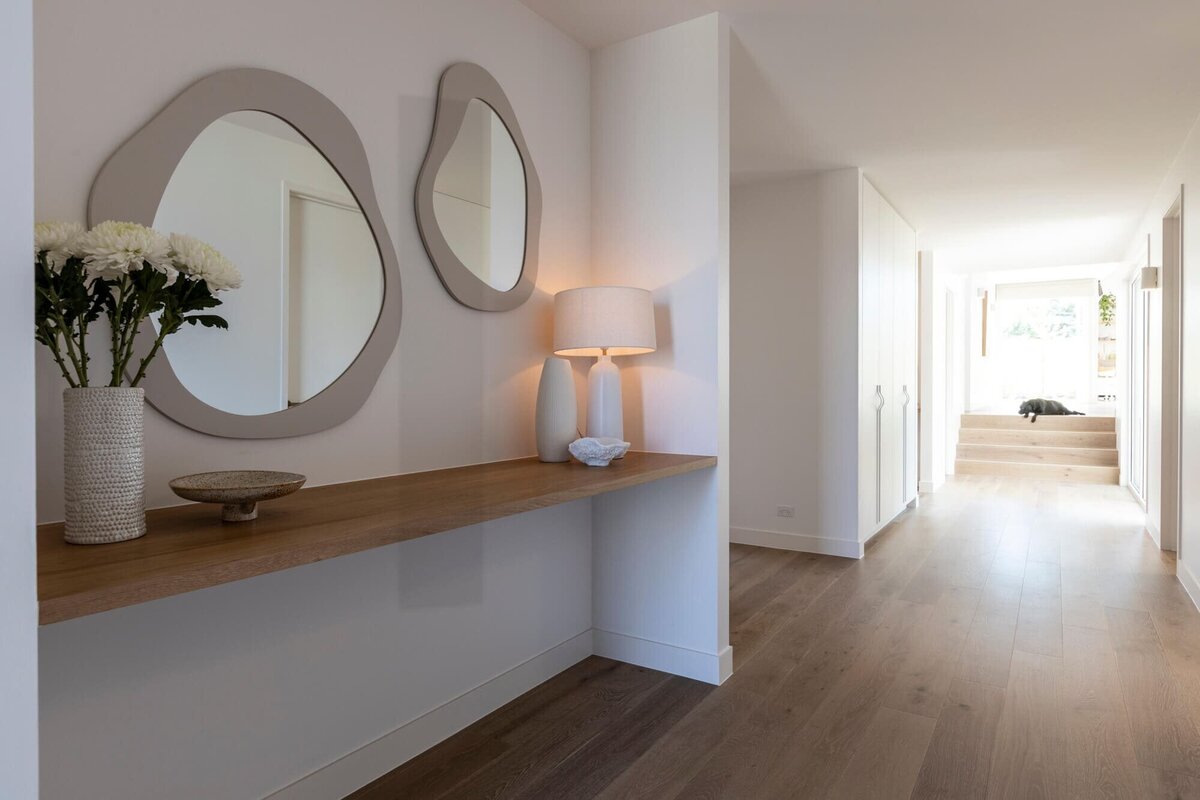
xmin=553 ymin=286 xmax=657 ymax=357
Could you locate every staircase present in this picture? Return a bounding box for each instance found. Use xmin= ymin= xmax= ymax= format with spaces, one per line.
xmin=955 ymin=413 xmax=1118 ymax=484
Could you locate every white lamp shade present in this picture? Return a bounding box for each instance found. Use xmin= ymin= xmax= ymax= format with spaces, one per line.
xmin=553 ymin=286 xmax=657 ymax=357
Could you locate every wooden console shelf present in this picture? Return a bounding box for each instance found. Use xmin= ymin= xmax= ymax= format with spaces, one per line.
xmin=37 ymin=452 xmax=715 ymax=625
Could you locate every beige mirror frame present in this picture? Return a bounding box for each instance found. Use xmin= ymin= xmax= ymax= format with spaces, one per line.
xmin=416 ymin=63 xmax=542 ymax=312
xmin=89 ymin=68 xmax=401 ymax=439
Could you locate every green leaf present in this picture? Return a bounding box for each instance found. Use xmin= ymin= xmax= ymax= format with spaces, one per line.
xmin=184 ymin=314 xmax=229 ymax=329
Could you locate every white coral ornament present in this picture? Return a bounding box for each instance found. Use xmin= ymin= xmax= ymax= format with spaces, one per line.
xmin=168 ymin=233 xmax=243 ymax=291
xmin=568 ymin=437 xmax=631 ymax=467
xmin=79 ymin=221 xmax=174 ymax=283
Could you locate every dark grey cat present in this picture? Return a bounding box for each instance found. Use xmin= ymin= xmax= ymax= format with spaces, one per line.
xmin=1018 ymin=398 xmax=1085 ymax=423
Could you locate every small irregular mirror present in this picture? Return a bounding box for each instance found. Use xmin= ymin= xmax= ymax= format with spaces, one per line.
xmin=89 ymin=68 xmax=401 ymax=439
xmin=153 ymin=110 xmax=384 ymax=415
xmin=417 ymin=63 xmax=542 ymax=311
xmin=431 ymin=100 xmax=527 ymax=292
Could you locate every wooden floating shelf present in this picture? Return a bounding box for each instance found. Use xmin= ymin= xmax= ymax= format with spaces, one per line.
xmin=38 ymin=452 xmax=716 ymax=625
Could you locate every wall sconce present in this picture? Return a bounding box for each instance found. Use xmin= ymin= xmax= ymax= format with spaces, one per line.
xmin=1141 ymin=266 xmax=1160 ymax=290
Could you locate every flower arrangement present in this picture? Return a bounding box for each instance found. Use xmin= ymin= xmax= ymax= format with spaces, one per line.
xmin=34 ymin=221 xmax=242 ymax=387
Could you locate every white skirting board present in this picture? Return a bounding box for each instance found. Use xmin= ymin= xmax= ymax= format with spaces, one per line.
xmin=267 ymin=630 xmax=593 ymax=800
xmin=1178 ymin=560 xmax=1200 ymax=615
xmin=1146 ymin=518 xmax=1162 ymax=549
xmin=918 ymin=479 xmax=944 ymax=493
xmin=267 ymin=626 xmax=731 ymax=798
xmin=730 ymin=527 xmax=864 ymax=559
xmin=592 ymin=628 xmax=732 ymax=685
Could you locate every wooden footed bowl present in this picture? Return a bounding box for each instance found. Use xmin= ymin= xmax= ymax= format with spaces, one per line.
xmin=169 ymin=470 xmax=307 ymax=522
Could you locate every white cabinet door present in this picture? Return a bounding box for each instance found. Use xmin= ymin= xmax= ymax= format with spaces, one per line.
xmin=878 ymin=197 xmax=898 ymax=525
xmin=859 ymin=182 xmax=882 ymax=539
xmin=894 ymin=220 xmax=918 ymax=508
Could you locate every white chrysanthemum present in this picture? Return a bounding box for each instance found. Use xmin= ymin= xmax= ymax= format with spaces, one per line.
xmin=34 ymin=221 xmax=85 ymax=273
xmin=79 ymin=221 xmax=175 ymax=283
xmin=169 ymin=233 xmax=242 ymax=292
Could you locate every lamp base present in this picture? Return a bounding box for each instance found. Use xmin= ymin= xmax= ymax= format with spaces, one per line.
xmin=587 ymin=356 xmax=624 ymax=442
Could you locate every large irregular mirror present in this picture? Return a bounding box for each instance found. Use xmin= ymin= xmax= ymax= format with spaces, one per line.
xmin=154 ymin=111 xmax=383 ymax=415
xmin=417 ymin=63 xmax=541 ymax=311
xmin=90 ymin=69 xmax=401 ymax=438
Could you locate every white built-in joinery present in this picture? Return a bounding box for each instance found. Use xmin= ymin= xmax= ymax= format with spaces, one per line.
xmin=730 ymin=170 xmax=917 ymax=559
xmin=858 ymin=179 xmax=919 ymax=541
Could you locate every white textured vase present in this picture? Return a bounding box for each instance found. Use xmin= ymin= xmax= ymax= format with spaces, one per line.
xmin=63 ymin=387 xmax=147 ymax=545
xmin=535 ymin=357 xmax=577 ymax=462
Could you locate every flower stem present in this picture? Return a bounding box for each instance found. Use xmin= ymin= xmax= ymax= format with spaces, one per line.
xmin=109 ymin=277 xmax=128 ymax=386
xmin=42 ymin=326 xmax=78 ymax=388
xmin=52 ymin=309 xmax=86 ymax=386
xmin=128 ymin=328 xmax=171 ymax=388
xmin=76 ymin=314 xmax=90 ymax=386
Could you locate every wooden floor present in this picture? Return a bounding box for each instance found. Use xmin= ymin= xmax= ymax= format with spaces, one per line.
xmin=348 ymin=476 xmax=1200 ymax=799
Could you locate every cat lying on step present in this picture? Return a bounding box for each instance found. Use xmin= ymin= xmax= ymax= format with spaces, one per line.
xmin=1018 ymin=398 xmax=1085 ymax=423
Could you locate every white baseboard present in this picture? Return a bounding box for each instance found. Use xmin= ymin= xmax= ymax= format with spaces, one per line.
xmin=268 ymin=630 xmax=594 ymax=800
xmin=592 ymin=628 xmax=731 ymax=685
xmin=1179 ymin=561 xmax=1200 ymax=613
xmin=730 ymin=526 xmax=864 ymax=559
xmin=918 ymin=479 xmax=944 ymax=493
xmin=1146 ymin=518 xmax=1162 ymax=549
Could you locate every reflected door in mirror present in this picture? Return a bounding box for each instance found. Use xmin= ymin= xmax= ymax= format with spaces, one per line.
xmin=153 ymin=111 xmax=383 ymax=416
xmin=431 ymin=99 xmax=526 ymax=292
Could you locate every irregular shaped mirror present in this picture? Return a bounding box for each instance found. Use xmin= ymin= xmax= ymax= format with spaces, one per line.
xmin=417 ymin=63 xmax=541 ymax=311
xmin=153 ymin=111 xmax=384 ymax=415
xmin=90 ymin=69 xmax=401 ymax=438
xmin=431 ymin=100 xmax=527 ymax=292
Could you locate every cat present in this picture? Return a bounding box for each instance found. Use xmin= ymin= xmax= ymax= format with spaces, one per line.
xmin=1018 ymin=398 xmax=1085 ymax=423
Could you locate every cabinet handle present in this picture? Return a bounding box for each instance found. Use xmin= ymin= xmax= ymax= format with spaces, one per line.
xmin=874 ymin=385 xmax=884 ymax=523
xmin=901 ymin=385 xmax=910 ymax=409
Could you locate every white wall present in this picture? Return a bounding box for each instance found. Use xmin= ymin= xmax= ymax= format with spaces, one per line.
xmin=730 ymin=177 xmax=820 ymax=540
xmin=34 ymin=1 xmax=596 ymax=797
xmin=590 ymin=13 xmax=732 ymax=683
xmin=919 ymin=251 xmax=944 ymax=489
xmin=729 ymin=169 xmax=861 ymax=557
xmin=917 ymin=256 xmax=969 ymax=482
xmin=0 ymin=0 xmax=39 ymax=795
xmin=35 ymin=0 xmax=592 ymax=521
xmin=1124 ymin=111 xmax=1200 ymax=582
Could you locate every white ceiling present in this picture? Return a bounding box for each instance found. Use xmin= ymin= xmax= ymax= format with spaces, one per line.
xmin=521 ymin=0 xmax=1200 ymax=271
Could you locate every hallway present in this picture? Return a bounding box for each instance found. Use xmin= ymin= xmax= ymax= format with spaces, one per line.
xmin=352 ymin=475 xmax=1197 ymax=798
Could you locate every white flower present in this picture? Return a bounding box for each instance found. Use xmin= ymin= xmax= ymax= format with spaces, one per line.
xmin=34 ymin=221 xmax=85 ymax=273
xmin=79 ymin=221 xmax=174 ymax=283
xmin=169 ymin=233 xmax=242 ymax=292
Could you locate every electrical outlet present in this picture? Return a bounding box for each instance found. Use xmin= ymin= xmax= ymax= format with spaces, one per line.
xmin=776 ymin=505 xmax=795 ymax=518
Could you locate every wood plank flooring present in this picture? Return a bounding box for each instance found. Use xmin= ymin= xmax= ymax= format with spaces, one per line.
xmin=348 ymin=476 xmax=1200 ymax=799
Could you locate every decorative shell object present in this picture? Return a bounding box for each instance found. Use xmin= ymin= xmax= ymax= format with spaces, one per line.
xmin=568 ymin=437 xmax=630 ymax=467
xmin=169 ymin=470 xmax=307 ymax=522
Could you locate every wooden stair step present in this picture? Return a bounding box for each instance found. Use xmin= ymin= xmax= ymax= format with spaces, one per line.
xmin=958 ymin=427 xmax=1117 ymax=449
xmin=960 ymin=413 xmax=1115 ymax=432
xmin=954 ymin=458 xmax=1119 ymax=485
xmin=956 ymin=442 xmax=1117 ymax=467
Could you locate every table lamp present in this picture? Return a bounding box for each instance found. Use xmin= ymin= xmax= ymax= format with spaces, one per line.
xmin=553 ymin=286 xmax=656 ymax=440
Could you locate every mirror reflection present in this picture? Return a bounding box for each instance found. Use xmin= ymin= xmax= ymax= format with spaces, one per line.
xmin=432 ymin=99 xmax=527 ymax=292
xmin=153 ymin=111 xmax=383 ymax=416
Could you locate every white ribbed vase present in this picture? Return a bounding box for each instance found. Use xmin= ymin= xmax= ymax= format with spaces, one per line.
xmin=63 ymin=387 xmax=146 ymax=545
xmin=535 ymin=357 xmax=577 ymax=463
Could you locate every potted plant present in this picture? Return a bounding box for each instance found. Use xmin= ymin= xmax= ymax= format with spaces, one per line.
xmin=35 ymin=221 xmax=241 ymax=544
xmin=1099 ymin=292 xmax=1116 ymax=329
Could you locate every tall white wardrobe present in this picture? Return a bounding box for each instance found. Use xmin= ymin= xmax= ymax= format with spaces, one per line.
xmin=858 ymin=179 xmax=918 ymax=541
